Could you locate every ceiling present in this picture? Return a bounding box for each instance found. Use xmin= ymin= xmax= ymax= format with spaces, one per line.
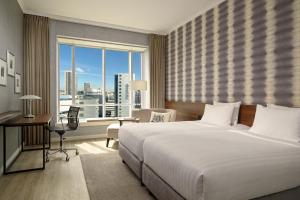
xmin=18 ymin=0 xmax=225 ymax=34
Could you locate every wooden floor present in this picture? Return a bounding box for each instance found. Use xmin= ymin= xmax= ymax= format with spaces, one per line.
xmin=0 ymin=139 xmax=118 ymax=200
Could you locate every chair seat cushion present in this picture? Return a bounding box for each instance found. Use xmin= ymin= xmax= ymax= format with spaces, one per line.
xmin=107 ymin=123 xmax=120 ymax=139
xmin=48 ymin=126 xmax=66 ymax=135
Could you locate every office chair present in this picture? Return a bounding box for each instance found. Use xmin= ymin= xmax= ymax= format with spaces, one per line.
xmin=46 ymin=106 xmax=80 ymax=162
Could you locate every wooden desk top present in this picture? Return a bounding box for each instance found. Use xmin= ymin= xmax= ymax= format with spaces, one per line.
xmin=0 ymin=114 xmax=52 ymax=127
xmin=0 ymin=111 xmax=22 ymax=124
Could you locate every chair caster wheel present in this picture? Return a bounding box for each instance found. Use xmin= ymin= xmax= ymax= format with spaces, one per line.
xmin=76 ymin=151 xmax=79 ymax=155
xmin=66 ymin=156 xmax=70 ymax=162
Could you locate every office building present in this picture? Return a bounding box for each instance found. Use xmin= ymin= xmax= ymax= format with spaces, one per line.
xmin=64 ymin=71 xmax=72 ymax=95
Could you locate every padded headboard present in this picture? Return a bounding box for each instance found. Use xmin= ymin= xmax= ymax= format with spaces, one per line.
xmin=165 ymin=101 xmax=257 ymax=127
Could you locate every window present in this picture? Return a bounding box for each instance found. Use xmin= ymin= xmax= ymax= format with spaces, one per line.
xmin=75 ymin=46 xmax=103 ymax=118
xmin=58 ymin=38 xmax=146 ymax=120
xmin=105 ymin=50 xmax=129 ymax=117
xmin=132 ymin=52 xmax=142 ymax=109
xmin=59 ymin=44 xmax=73 ymax=115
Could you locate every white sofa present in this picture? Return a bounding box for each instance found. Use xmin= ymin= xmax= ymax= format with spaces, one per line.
xmin=106 ymin=108 xmax=176 ymax=147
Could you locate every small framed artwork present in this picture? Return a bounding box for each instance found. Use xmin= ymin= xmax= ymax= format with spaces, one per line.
xmin=7 ymin=50 xmax=15 ymax=77
xmin=15 ymin=73 xmax=21 ymax=94
xmin=0 ymin=58 xmax=7 ymax=86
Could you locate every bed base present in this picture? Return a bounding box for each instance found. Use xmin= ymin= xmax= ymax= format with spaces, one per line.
xmin=142 ymin=163 xmax=300 ymax=200
xmin=118 ymin=144 xmax=300 ymax=199
xmin=119 ymin=143 xmax=143 ymax=180
xmin=143 ymin=163 xmax=185 ymax=200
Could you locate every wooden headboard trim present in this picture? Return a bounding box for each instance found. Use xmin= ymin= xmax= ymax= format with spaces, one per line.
xmin=165 ymin=101 xmax=256 ymax=127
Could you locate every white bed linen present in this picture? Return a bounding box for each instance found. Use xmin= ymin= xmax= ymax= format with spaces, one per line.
xmin=119 ymin=121 xmax=243 ymax=161
xmin=143 ymin=130 xmax=300 ymax=200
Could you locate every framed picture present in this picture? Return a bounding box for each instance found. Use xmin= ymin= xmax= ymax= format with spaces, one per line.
xmin=15 ymin=73 xmax=21 ymax=94
xmin=7 ymin=50 xmax=15 ymax=77
xmin=0 ymin=58 xmax=7 ymax=86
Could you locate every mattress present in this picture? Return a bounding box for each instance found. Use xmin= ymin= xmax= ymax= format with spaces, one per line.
xmin=119 ymin=121 xmax=245 ymax=161
xmin=143 ymin=129 xmax=300 ymax=200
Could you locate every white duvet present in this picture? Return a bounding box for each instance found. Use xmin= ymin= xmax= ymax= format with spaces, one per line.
xmin=119 ymin=121 xmax=244 ymax=161
xmin=143 ymin=129 xmax=300 ymax=200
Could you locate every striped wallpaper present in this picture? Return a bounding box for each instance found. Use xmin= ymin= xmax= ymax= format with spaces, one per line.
xmin=166 ymin=0 xmax=300 ymax=106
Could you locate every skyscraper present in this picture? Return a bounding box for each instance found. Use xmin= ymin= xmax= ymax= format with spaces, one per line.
xmin=134 ymin=90 xmax=141 ymax=108
xmin=114 ymin=73 xmax=130 ymax=117
xmin=84 ymin=82 xmax=91 ymax=94
xmin=64 ymin=71 xmax=72 ymax=95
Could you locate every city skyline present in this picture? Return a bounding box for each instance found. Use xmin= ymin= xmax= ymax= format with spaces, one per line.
xmin=59 ymin=44 xmax=142 ymax=91
xmin=61 ymin=71 xmax=135 ymax=94
xmin=60 ymin=71 xmax=140 ymax=118
xmin=59 ymin=44 xmax=143 ymax=119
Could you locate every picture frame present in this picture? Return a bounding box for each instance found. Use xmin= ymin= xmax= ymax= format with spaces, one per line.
xmin=7 ymin=50 xmax=15 ymax=77
xmin=0 ymin=58 xmax=7 ymax=86
xmin=15 ymin=73 xmax=21 ymax=94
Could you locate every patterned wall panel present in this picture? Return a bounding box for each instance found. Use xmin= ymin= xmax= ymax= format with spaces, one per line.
xmin=166 ymin=0 xmax=300 ymax=106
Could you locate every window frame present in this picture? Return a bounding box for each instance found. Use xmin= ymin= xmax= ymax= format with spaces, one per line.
xmin=57 ymin=37 xmax=147 ymax=121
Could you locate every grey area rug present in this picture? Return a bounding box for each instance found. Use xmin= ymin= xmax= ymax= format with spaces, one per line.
xmin=80 ymin=152 xmax=154 ymax=200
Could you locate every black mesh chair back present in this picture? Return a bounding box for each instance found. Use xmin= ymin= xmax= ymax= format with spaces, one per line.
xmin=46 ymin=106 xmax=80 ymax=162
xmin=67 ymin=106 xmax=80 ymax=130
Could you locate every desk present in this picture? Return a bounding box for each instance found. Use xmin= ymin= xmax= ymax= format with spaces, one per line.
xmin=0 ymin=114 xmax=52 ymax=175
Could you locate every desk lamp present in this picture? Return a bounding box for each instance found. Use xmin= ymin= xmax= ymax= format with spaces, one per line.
xmin=19 ymin=95 xmax=41 ymax=118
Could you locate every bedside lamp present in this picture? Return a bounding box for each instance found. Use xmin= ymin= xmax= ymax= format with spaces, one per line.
xmin=19 ymin=95 xmax=41 ymax=118
xmin=131 ymin=80 xmax=147 ymax=108
xmin=131 ymin=80 xmax=147 ymax=91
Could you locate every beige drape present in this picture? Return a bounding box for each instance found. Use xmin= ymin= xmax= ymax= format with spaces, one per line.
xmin=149 ymin=34 xmax=167 ymax=108
xmin=23 ymin=15 xmax=50 ymax=145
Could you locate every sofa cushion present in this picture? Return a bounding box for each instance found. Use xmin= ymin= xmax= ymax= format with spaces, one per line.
xmin=107 ymin=123 xmax=120 ymax=139
xmin=150 ymin=112 xmax=171 ymax=122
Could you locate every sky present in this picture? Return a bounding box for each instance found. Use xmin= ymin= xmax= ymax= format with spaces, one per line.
xmin=59 ymin=44 xmax=141 ymax=91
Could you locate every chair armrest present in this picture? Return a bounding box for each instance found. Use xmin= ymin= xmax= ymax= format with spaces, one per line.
xmin=118 ymin=117 xmax=140 ymax=126
xmin=58 ymin=114 xmax=67 ymax=120
xmin=57 ymin=115 xmax=78 ymax=130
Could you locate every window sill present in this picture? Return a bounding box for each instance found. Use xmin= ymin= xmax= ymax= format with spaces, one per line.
xmin=80 ymin=118 xmax=118 ymax=126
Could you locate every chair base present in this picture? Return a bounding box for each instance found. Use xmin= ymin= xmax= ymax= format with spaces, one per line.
xmin=46 ymin=147 xmax=79 ymax=162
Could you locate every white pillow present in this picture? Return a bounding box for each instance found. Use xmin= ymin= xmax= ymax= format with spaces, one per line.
xmin=267 ymin=104 xmax=300 ymax=111
xmin=150 ymin=112 xmax=171 ymax=122
xmin=249 ymin=105 xmax=300 ymax=142
xmin=201 ymin=104 xmax=235 ymax=126
xmin=214 ymin=101 xmax=241 ymax=125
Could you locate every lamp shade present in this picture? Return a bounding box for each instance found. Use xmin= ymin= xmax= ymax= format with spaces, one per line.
xmin=19 ymin=95 xmax=41 ymax=100
xmin=131 ymin=80 xmax=147 ymax=91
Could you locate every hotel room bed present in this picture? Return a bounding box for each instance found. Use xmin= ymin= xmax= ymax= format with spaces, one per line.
xmin=119 ymin=121 xmax=214 ymax=178
xmin=119 ymin=120 xmax=249 ymax=179
xmin=142 ymin=129 xmax=300 ymax=200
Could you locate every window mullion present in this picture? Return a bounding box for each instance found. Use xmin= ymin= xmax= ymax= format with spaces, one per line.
xmin=57 ymin=43 xmax=61 ymax=116
xmin=71 ymin=45 xmax=76 ymax=105
xmin=141 ymin=52 xmax=144 ymax=108
xmin=102 ymin=48 xmax=106 ymax=118
xmin=129 ymin=51 xmax=132 ymax=117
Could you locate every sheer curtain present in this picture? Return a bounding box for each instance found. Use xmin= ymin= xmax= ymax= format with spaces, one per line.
xmin=149 ymin=34 xmax=167 ymax=108
xmin=23 ymin=14 xmax=50 ymax=145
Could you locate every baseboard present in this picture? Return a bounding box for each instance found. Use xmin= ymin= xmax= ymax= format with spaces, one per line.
xmin=51 ymin=134 xmax=106 ymax=142
xmin=0 ymin=146 xmax=22 ymax=176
